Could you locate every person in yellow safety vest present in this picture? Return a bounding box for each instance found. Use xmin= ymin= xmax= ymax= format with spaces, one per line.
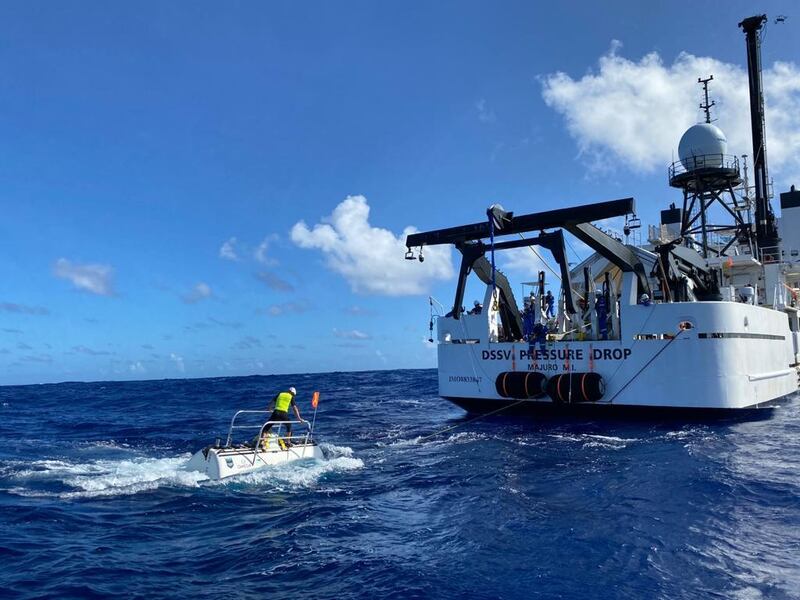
xmin=259 ymin=386 xmax=303 ymax=447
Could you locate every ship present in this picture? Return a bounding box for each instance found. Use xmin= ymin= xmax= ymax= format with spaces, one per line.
xmin=404 ymin=15 xmax=800 ymax=415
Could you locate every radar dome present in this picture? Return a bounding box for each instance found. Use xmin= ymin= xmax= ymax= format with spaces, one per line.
xmin=678 ymin=123 xmax=728 ymax=171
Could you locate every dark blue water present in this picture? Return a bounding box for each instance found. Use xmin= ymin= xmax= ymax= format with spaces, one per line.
xmin=2 ymin=369 xmax=800 ymax=599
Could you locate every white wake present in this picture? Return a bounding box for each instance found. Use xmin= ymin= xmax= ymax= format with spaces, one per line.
xmin=5 ymin=441 xmax=362 ymax=499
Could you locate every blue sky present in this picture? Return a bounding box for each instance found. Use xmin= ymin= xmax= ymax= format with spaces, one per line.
xmin=2 ymin=1 xmax=798 ymax=384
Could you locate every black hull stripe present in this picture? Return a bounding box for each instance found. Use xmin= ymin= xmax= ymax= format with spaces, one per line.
xmin=698 ymin=332 xmax=785 ymax=340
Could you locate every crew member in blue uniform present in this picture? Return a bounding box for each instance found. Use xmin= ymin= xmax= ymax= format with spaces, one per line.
xmin=544 ymin=290 xmax=555 ymax=319
xmin=531 ymin=322 xmax=548 ymax=355
xmin=522 ymin=300 xmax=535 ymax=340
xmin=596 ymin=292 xmax=608 ymax=340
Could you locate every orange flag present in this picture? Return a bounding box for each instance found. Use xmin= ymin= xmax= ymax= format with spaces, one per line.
xmin=311 ymin=391 xmax=320 ymax=409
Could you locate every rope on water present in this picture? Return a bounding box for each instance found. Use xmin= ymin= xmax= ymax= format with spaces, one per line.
xmin=415 ymin=399 xmax=528 ymax=443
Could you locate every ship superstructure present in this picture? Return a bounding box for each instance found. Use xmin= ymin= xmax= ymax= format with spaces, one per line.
xmin=405 ymin=15 xmax=800 ymax=414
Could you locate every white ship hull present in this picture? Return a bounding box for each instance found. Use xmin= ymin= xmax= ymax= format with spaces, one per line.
xmin=438 ymin=300 xmax=799 ymax=413
xmin=405 ymin=16 xmax=800 ymax=417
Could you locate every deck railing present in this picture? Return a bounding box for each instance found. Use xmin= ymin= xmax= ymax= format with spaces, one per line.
xmin=759 ymin=245 xmax=781 ymax=264
xmin=224 ymin=409 xmax=313 ymax=448
xmin=668 ymin=154 xmax=740 ymax=180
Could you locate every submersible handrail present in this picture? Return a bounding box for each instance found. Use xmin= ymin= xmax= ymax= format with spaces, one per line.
xmin=224 ymin=409 xmax=312 ymax=447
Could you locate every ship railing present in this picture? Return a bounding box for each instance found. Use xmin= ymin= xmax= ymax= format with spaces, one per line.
xmin=668 ymin=154 xmax=740 ymax=179
xmin=759 ymin=245 xmax=781 ymax=264
xmin=224 ymin=409 xmax=313 ymax=448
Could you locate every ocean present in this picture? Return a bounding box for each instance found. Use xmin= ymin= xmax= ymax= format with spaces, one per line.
xmin=1 ymin=369 xmax=799 ymax=599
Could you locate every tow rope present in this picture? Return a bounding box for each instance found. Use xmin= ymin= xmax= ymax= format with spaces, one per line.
xmin=415 ymin=399 xmax=528 ymax=443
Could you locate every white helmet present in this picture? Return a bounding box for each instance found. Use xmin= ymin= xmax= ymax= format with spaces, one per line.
xmin=288 ymin=386 xmax=297 ymax=395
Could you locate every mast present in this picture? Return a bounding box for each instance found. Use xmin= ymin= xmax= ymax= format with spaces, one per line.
xmin=739 ymin=14 xmax=780 ymax=252
xmin=698 ymin=75 xmax=715 ymax=124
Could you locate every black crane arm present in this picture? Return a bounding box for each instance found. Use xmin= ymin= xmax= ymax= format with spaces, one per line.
xmin=405 ymin=198 xmax=635 ymax=248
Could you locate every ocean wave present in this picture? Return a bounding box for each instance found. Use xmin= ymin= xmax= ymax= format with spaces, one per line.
xmin=547 ymin=432 xmax=640 ymax=450
xmin=5 ymin=454 xmax=205 ymax=499
xmin=5 ymin=444 xmax=363 ymax=498
xmin=320 ymin=442 xmax=355 ymax=458
xmin=382 ymin=430 xmax=487 ymax=448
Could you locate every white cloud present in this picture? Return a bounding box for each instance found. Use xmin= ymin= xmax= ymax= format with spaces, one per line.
xmin=344 ymin=305 xmax=376 ymax=316
xmin=496 ymin=235 xmax=593 ymax=277
xmin=499 ymin=246 xmax=549 ymax=277
xmin=182 ymin=282 xmax=213 ymax=304
xmin=291 ymin=195 xmax=454 ymax=295
xmin=72 ymin=345 xmax=113 ymax=356
xmin=0 ymin=302 xmax=49 ymax=315
xmin=476 ymin=98 xmax=496 ymax=123
xmin=232 ymin=335 xmax=262 ymax=350
xmin=255 ymin=270 xmax=294 ymax=292
xmin=53 ymin=258 xmax=115 ymax=296
xmin=219 ymin=237 xmax=239 ymax=261
xmin=129 ymin=361 xmax=145 ymax=374
xmin=541 ymin=44 xmax=800 ymax=186
xmin=21 ymin=353 xmax=53 ymax=363
xmin=254 ymin=235 xmax=279 ymax=265
xmin=333 ymin=328 xmax=371 ymax=340
xmin=263 ymin=300 xmax=310 ymax=316
xmin=170 ymin=352 xmax=185 ymax=373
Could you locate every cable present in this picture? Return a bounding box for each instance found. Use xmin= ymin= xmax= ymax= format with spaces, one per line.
xmin=604 ymin=297 xmax=660 ymax=385
xmin=564 ymin=235 xmax=585 ymax=267
xmin=603 ymin=328 xmax=685 ymax=404
xmin=516 ymin=232 xmax=585 ymax=302
xmin=429 ymin=295 xmax=447 ymax=315
xmin=518 ymin=232 xmax=562 ymax=282
xmin=415 ymin=399 xmax=528 ymax=443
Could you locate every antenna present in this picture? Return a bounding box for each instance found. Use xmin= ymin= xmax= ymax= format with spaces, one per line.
xmin=698 ymin=75 xmax=715 ymax=123
xmin=671 ymin=72 xmax=745 ymax=258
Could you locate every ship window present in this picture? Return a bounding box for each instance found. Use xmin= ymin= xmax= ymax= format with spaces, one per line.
xmin=678 ymin=321 xmax=694 ymax=330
